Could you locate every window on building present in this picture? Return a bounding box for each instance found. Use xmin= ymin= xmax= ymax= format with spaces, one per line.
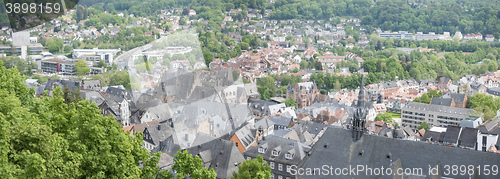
xmin=278 ymin=164 xmax=283 ymax=171
xmin=258 ymin=147 xmax=267 ymax=154
xmin=278 ymin=175 xmax=283 ymax=179
xmin=270 ymin=162 xmax=274 ymax=169
xmin=272 ymin=150 xmax=280 ymax=156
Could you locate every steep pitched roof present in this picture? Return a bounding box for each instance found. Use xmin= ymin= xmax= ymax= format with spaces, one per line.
xmin=442 ymin=125 xmax=461 ymax=145
xmin=234 ymin=124 xmax=256 ymax=150
xmin=269 ymin=116 xmax=291 ymax=127
xmin=144 ymin=124 xmax=175 ymax=146
xmin=185 ymin=133 xmax=245 ymax=179
xmin=442 ymin=92 xmax=466 ymax=103
xmin=297 ymin=127 xmax=500 ymax=178
xmin=459 ymin=127 xmax=478 ymax=148
xmin=243 ymin=135 xmax=310 ymax=165
xmin=430 ymin=97 xmax=452 ymax=106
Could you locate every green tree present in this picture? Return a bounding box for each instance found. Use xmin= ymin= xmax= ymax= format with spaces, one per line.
xmin=62 ymin=86 xmax=82 ymax=105
xmin=97 ymin=60 xmax=107 ymax=68
xmin=233 ymin=70 xmax=240 ymax=81
xmin=169 ymin=150 xmax=217 ymax=179
xmin=231 ymin=155 xmax=271 ymax=179
xmin=239 ymin=42 xmax=250 ymax=50
xmin=109 ymin=71 xmax=131 ymax=90
xmin=418 ymin=122 xmax=430 ymax=131
xmin=375 ymin=112 xmax=394 ymax=124
xmin=75 ymin=59 xmax=90 ymax=76
xmin=47 ymin=38 xmax=64 ymax=53
xmin=0 ymin=61 xmax=163 ymax=178
xmin=334 ymin=79 xmax=341 ymax=90
xmin=283 ymin=98 xmax=298 ymax=109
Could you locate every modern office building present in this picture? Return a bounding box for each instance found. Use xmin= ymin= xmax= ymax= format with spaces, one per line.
xmin=401 ymin=102 xmax=475 ymax=129
xmin=72 ymin=48 xmax=120 ymax=64
xmin=379 ymin=31 xmax=413 ymax=39
xmin=40 ymin=58 xmax=76 ymax=75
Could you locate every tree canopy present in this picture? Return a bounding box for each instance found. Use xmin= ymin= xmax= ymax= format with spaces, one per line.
xmin=168 ymin=149 xmax=217 ymax=179
xmin=418 ymin=122 xmax=430 ymax=131
xmin=283 ymin=98 xmax=298 ymax=109
xmin=0 ymin=61 xmax=163 ymax=178
xmin=231 ymin=155 xmax=271 ymax=179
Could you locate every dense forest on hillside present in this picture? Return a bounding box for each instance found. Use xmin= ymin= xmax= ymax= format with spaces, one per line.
xmin=77 ymin=0 xmax=500 ymax=38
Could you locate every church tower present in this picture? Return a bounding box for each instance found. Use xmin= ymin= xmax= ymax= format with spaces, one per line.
xmin=352 ymin=74 xmax=367 ymax=141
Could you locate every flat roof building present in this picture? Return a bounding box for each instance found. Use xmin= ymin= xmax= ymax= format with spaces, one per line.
xmin=40 ymin=58 xmax=76 ymax=75
xmin=72 ymin=48 xmax=120 ymax=64
xmin=401 ymin=102 xmax=475 ymax=129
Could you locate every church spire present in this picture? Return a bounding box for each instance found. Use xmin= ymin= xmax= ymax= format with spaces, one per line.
xmin=353 ymin=74 xmax=367 ymax=141
xmin=358 ymin=74 xmax=365 ymax=107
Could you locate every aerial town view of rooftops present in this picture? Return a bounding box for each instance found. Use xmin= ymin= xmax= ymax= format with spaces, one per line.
xmin=1 ymin=0 xmax=500 ymax=178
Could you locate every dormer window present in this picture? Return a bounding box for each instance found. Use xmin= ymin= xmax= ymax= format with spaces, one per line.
xmin=258 ymin=147 xmax=267 ymax=154
xmin=272 ymin=150 xmax=280 ymax=157
xmin=285 ymin=153 xmax=294 ymax=160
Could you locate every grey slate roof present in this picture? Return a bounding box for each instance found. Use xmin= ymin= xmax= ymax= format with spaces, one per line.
xmin=234 ymin=124 xmax=256 ymax=150
xmin=470 ymin=81 xmax=483 ymax=90
xmin=44 ymin=79 xmax=80 ymax=92
xmin=430 ymin=97 xmax=452 ymax=106
xmin=106 ymin=86 xmax=132 ymax=100
xmin=422 ymin=130 xmax=443 ymax=143
xmin=293 ymin=120 xmax=330 ymax=138
xmin=255 ymin=118 xmax=275 ymax=131
xmin=81 ymin=80 xmax=101 ymax=91
xmin=380 ymin=81 xmax=398 ymax=89
xmin=441 ymin=92 xmax=466 ymax=104
xmin=297 ymin=127 xmax=500 ymax=178
xmin=459 ymin=127 xmax=478 ymax=148
xmin=442 ymin=125 xmax=461 ymax=145
xmin=144 ymin=124 xmax=175 ymax=146
xmin=268 ymin=116 xmax=291 ymax=128
xmin=81 ymin=91 xmax=105 ymax=106
xmin=183 ymin=133 xmax=245 ymax=179
xmin=243 ymin=135 xmax=311 ymax=165
xmin=487 ymin=87 xmax=500 ymax=96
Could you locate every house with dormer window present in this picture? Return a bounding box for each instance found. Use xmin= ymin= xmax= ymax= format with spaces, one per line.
xmin=243 ymin=135 xmax=310 ymax=179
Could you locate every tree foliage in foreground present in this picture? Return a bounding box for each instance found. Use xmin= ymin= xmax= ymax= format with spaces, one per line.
xmin=231 ymin=155 xmax=271 ymax=179
xmin=0 ymin=61 xmax=163 ymax=178
xmin=167 ymin=149 xmax=217 ymax=179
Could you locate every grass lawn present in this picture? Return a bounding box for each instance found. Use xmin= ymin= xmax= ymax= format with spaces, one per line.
xmin=386 ymin=112 xmax=401 ymax=118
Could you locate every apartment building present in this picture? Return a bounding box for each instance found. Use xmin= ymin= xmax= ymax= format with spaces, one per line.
xmin=401 ymin=102 xmax=474 ymax=129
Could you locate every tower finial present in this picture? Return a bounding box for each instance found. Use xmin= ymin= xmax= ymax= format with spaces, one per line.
xmin=358 ymin=74 xmax=365 ymax=107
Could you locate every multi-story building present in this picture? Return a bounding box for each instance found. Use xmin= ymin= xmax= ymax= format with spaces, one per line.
xmin=430 ymin=92 xmax=468 ymax=108
xmin=401 ymin=102 xmax=475 ymax=129
xmin=72 ymin=48 xmax=120 ymax=64
xmin=414 ymin=32 xmax=439 ymax=40
xmin=486 ymin=34 xmax=495 ymax=42
xmin=40 ymin=58 xmax=76 ymax=75
xmin=379 ymin=81 xmax=398 ymax=100
xmin=378 ymin=31 xmax=413 ymax=39
xmin=477 ymin=120 xmax=500 ymax=152
xmin=243 ymin=135 xmax=310 ymax=179
xmin=286 ymin=82 xmax=321 ymax=108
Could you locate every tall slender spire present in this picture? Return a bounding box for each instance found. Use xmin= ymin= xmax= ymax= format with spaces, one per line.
xmin=353 ymin=74 xmax=366 ymax=141
xmin=358 ymin=74 xmax=365 ymax=107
